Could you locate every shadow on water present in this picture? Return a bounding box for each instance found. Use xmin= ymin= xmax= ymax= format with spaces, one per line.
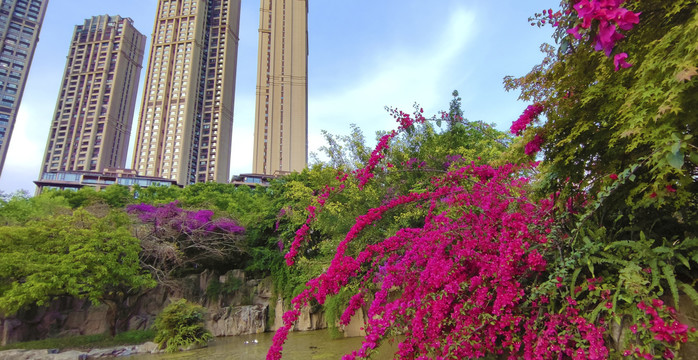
xmin=129 ymin=330 xmax=398 ymax=360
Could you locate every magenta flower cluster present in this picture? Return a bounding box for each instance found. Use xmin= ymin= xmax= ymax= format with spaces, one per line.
xmin=510 ymin=103 xmax=544 ymax=136
xmin=510 ymin=103 xmax=546 ymax=156
xmin=621 ymin=299 xmax=695 ymax=359
xmin=267 ymin=106 xmax=617 ymax=359
xmin=566 ymin=0 xmax=640 ymax=71
xmin=267 ymin=101 xmax=696 ymax=358
xmin=285 ymin=109 xmax=425 ymax=268
xmin=525 ymin=134 xmax=545 ymax=156
xmin=353 ymin=108 xmax=425 ymax=189
xmin=126 ymin=201 xmax=245 ymax=234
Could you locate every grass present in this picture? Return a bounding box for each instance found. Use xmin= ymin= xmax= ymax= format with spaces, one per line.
xmin=0 ymin=329 xmax=156 ymax=352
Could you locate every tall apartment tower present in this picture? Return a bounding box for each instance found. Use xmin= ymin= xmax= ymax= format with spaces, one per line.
xmin=0 ymin=0 xmax=49 ymax=177
xmin=39 ymin=15 xmax=145 ymax=175
xmin=132 ymin=0 xmax=242 ymax=185
xmin=252 ymin=0 xmax=308 ymax=175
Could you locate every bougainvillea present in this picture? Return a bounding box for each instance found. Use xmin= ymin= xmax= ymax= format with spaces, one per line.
xmin=267 ymin=1 xmax=698 ymax=358
xmin=510 ymin=103 xmax=545 ymax=136
xmin=127 ymin=202 xmax=245 ymax=283
xmin=127 ymin=201 xmax=245 ymax=234
xmin=565 ymin=0 xmax=640 ymax=67
xmin=268 ymin=104 xmax=696 ymax=359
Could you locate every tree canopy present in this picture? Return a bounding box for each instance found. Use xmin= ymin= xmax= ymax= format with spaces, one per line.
xmin=0 ymin=209 xmax=154 ymax=316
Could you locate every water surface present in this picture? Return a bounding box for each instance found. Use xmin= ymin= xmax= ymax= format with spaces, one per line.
xmin=130 ymin=330 xmax=398 ymax=360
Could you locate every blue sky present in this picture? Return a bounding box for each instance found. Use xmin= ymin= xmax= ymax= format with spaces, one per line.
xmin=0 ymin=0 xmax=557 ymax=194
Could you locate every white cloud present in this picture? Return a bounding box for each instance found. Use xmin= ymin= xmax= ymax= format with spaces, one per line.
xmin=307 ymin=8 xmax=477 ymax=153
xmin=0 ymin=107 xmax=47 ymax=193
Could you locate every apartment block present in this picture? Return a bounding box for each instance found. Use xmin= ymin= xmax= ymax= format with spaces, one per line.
xmin=39 ymin=15 xmax=145 ymax=176
xmin=252 ymin=0 xmax=308 ymax=175
xmin=0 ymin=0 xmax=48 ymax=177
xmin=132 ymin=0 xmax=241 ymax=185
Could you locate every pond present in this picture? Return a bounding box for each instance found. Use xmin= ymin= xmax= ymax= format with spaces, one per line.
xmin=129 ymin=330 xmax=398 ymax=360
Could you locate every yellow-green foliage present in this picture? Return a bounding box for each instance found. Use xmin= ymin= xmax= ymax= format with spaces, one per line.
xmin=0 ymin=209 xmax=154 ymax=316
xmin=153 ymin=299 xmax=212 ymax=353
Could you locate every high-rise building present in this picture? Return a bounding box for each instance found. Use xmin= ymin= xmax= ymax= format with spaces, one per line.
xmin=39 ymin=15 xmax=145 ymax=175
xmin=252 ymin=0 xmax=308 ymax=175
xmin=0 ymin=0 xmax=49 ymax=177
xmin=132 ymin=0 xmax=241 ymax=185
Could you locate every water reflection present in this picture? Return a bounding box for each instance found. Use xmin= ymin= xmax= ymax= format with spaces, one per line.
xmin=129 ymin=330 xmax=397 ymax=360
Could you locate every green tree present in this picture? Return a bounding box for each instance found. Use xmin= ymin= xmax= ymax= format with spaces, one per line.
xmin=0 ymin=191 xmax=71 ymax=225
xmin=98 ymin=184 xmax=133 ymax=208
xmin=505 ymin=1 xmax=697 ymax=232
xmin=0 ymin=209 xmax=155 ymax=333
xmin=503 ymin=2 xmax=698 ymax=355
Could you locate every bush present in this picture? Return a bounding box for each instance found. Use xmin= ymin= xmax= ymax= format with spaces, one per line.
xmin=153 ymin=299 xmax=212 ymax=352
xmin=206 ymin=275 xmax=243 ymax=301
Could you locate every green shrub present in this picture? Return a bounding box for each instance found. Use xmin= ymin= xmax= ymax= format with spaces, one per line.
xmin=153 ymin=299 xmax=212 ymax=352
xmin=206 ymin=275 xmax=243 ymax=301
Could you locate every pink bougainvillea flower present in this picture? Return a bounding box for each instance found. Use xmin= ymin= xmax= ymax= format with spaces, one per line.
xmin=510 ymin=103 xmax=545 ymax=135
xmin=566 ymin=25 xmax=583 ymax=39
xmin=525 ymin=134 xmax=545 ymax=156
xmin=614 ymin=9 xmax=641 ymax=31
xmin=613 ymin=52 xmax=632 ymax=71
xmin=609 ymin=173 xmax=618 ymax=180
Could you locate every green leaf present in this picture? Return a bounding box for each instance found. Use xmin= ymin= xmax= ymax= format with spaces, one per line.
xmin=649 ymin=258 xmax=660 ymax=290
xmin=666 ymin=150 xmax=684 ymax=169
xmin=676 ymin=253 xmax=691 ymax=269
xmin=570 ymin=267 xmax=582 ymax=298
xmin=661 ymin=263 xmax=680 ymax=311
xmin=689 ymin=152 xmax=698 ymax=165
xmin=590 ymin=301 xmax=608 ymax=321
xmin=671 ymin=141 xmax=681 ymax=154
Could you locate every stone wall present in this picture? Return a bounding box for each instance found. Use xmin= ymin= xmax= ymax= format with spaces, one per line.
xmin=0 ymin=270 xmax=342 ymax=346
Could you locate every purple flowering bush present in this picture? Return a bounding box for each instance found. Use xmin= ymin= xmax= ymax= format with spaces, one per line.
xmin=127 ymin=201 xmax=245 ymax=282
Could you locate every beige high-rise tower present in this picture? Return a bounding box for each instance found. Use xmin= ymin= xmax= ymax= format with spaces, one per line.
xmin=253 ymin=0 xmax=308 ymax=175
xmin=132 ymin=0 xmax=241 ymax=185
xmin=39 ymin=15 xmax=145 ymax=175
xmin=0 ymin=0 xmax=49 ymax=177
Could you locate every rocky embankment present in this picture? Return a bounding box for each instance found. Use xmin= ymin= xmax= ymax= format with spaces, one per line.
xmin=0 ymin=270 xmax=345 ymax=347
xmin=0 ymin=342 xmax=159 ymax=360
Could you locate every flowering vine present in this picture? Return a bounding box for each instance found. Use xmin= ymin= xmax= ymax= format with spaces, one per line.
xmin=267 ymin=100 xmax=696 ymax=359
xmin=566 ymin=0 xmax=641 ymax=71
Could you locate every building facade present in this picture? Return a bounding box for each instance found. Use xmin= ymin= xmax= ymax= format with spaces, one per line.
xmin=0 ymin=0 xmax=49 ymax=177
xmin=132 ymin=0 xmax=241 ymax=185
xmin=39 ymin=15 xmax=145 ymax=177
xmin=35 ymin=167 xmax=177 ymax=193
xmin=252 ymin=0 xmax=308 ymax=175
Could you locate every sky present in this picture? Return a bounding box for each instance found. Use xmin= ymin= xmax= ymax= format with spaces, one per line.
xmin=0 ymin=0 xmax=558 ymax=194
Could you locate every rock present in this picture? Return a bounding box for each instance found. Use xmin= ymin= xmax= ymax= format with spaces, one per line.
xmin=1 ymin=318 xmax=22 ymax=346
xmin=271 ymin=296 xmax=284 ymax=331
xmin=133 ymin=341 xmax=160 ymax=354
xmin=340 ymin=308 xmax=367 ymax=338
xmin=294 ymin=305 xmax=326 ymax=331
xmin=252 ymin=278 xmax=274 ymax=306
xmin=0 ymin=349 xmax=47 ymax=360
xmin=1 ymin=270 xmax=324 ymax=345
xmin=52 ymin=350 xmax=87 ymax=360
xmin=207 ymin=305 xmax=266 ymax=337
